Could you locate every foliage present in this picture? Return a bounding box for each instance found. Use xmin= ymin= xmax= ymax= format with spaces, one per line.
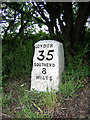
xmin=2 ymin=53 xmax=89 ymax=118
xmin=18 ymin=52 xmax=89 ymax=118
xmin=2 ymin=88 xmax=12 ymax=107
xmin=59 ymin=47 xmax=89 ymax=101
xmin=19 ymin=93 xmax=43 ymax=118
xmin=1 ymin=1 xmax=89 ymax=118
xmin=1 ymin=2 xmax=90 ymax=53
xmin=2 ymin=31 xmax=51 ymax=81
xmin=2 ymin=39 xmax=33 ymax=78
xmin=17 ymin=89 xmax=57 ymax=118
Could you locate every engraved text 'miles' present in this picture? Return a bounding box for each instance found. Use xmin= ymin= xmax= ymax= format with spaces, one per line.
xmin=31 ymin=40 xmax=64 ymax=92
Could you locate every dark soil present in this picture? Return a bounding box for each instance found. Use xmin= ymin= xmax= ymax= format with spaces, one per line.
xmin=53 ymin=81 xmax=90 ymax=118
xmin=2 ymin=76 xmax=90 ymax=119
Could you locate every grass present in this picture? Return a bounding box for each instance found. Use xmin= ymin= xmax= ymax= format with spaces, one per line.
xmin=15 ymin=55 xmax=88 ymax=118
xmin=2 ymin=57 xmax=89 ymax=118
xmin=2 ymin=40 xmax=34 ymax=78
xmin=2 ymin=62 xmax=88 ymax=118
xmin=2 ymin=39 xmax=89 ymax=118
xmin=16 ymin=89 xmax=57 ymax=118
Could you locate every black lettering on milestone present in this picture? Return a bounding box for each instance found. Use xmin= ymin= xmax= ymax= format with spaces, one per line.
xmin=50 ymin=44 xmax=53 ymax=48
xmin=46 ymin=50 xmax=54 ymax=60
xmin=52 ymin=63 xmax=55 ymax=67
xmin=42 ymin=68 xmax=46 ymax=74
xmin=48 ymin=63 xmax=51 ymax=67
xmin=37 ymin=50 xmax=45 ymax=61
xmin=42 ymin=76 xmax=45 ymax=80
xmin=42 ymin=63 xmax=46 ymax=67
xmin=38 ymin=63 xmax=41 ymax=67
xmin=40 ymin=44 xmax=42 ymax=48
xmin=43 ymin=44 xmax=46 ymax=48
xmin=36 ymin=76 xmax=40 ymax=79
xmin=49 ymin=76 xmax=52 ymax=81
xmin=34 ymin=63 xmax=36 ymax=66
xmin=36 ymin=44 xmax=39 ymax=48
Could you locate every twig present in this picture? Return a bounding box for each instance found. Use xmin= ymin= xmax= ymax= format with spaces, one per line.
xmin=2 ymin=113 xmax=11 ymax=118
xmin=31 ymin=101 xmax=43 ymax=114
xmin=25 ymin=90 xmax=31 ymax=92
xmin=60 ymin=108 xmax=67 ymax=110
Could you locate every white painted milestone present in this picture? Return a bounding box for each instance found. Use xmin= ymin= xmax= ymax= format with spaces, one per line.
xmin=31 ymin=40 xmax=64 ymax=92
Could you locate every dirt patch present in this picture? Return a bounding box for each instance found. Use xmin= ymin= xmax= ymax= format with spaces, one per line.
xmin=2 ymin=77 xmax=90 ymax=119
xmin=53 ymin=82 xmax=90 ymax=118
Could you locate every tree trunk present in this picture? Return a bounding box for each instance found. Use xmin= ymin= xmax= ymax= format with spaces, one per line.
xmin=72 ymin=2 xmax=90 ymax=51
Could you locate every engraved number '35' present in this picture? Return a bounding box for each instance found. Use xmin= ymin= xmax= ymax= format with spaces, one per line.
xmin=37 ymin=50 xmax=54 ymax=61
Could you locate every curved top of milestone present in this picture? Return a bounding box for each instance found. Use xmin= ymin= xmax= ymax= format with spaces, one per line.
xmin=35 ymin=40 xmax=63 ymax=46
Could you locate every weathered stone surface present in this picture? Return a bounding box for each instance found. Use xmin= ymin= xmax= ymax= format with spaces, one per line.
xmin=31 ymin=40 xmax=64 ymax=92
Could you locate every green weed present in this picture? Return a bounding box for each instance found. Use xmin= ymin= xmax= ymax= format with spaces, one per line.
xmin=43 ymin=88 xmax=57 ymax=110
xmin=59 ymin=51 xmax=89 ymax=101
xmin=2 ymin=32 xmax=89 ymax=118
xmin=2 ymin=40 xmax=34 ymax=78
xmin=17 ymin=88 xmax=59 ymax=118
xmin=2 ymin=89 xmax=12 ymax=107
xmin=18 ymin=90 xmax=46 ymax=118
